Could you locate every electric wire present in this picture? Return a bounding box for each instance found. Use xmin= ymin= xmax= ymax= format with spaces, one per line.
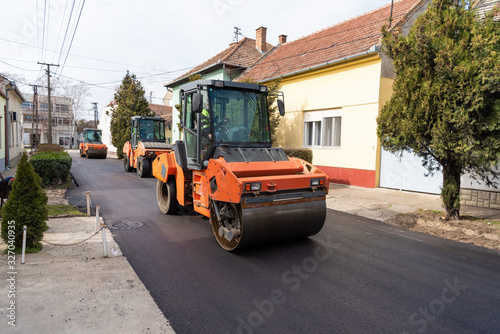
xmin=45 ymin=0 xmax=51 ymax=62
xmin=54 ymin=0 xmax=73 ymax=65
xmin=0 ymin=37 xmax=174 ymax=72
xmin=58 ymin=0 xmax=86 ymax=78
xmin=36 ymin=0 xmax=41 ymax=62
xmin=41 ymin=0 xmax=47 ymax=61
xmin=0 ymin=55 xmax=174 ymax=75
xmin=0 ymin=59 xmax=41 ymax=72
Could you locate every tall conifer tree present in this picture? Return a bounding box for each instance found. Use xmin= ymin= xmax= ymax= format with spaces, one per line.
xmin=111 ymin=71 xmax=153 ymax=158
xmin=378 ymin=0 xmax=500 ymax=219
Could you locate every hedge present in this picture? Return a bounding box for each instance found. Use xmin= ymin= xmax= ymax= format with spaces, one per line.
xmin=283 ymin=148 xmax=313 ymax=163
xmin=30 ymin=151 xmax=72 ymax=187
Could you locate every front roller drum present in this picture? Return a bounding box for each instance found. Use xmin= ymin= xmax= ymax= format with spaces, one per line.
xmin=87 ymin=150 xmax=107 ymax=159
xmin=209 ymin=199 xmax=326 ymax=251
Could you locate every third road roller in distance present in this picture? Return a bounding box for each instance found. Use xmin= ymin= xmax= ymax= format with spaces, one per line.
xmin=152 ymin=79 xmax=329 ymax=251
xmin=80 ymin=128 xmax=107 ymax=159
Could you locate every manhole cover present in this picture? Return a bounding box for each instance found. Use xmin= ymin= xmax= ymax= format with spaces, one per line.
xmin=108 ymin=221 xmax=144 ymax=230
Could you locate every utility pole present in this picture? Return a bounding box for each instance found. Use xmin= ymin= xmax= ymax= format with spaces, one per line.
xmin=150 ymin=91 xmax=153 ymax=104
xmin=92 ymin=102 xmax=98 ymax=128
xmin=38 ymin=62 xmax=59 ymax=144
xmin=29 ymin=84 xmax=42 ymax=151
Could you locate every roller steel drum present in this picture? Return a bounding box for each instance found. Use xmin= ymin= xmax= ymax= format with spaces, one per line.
xmin=210 ymin=198 xmax=326 ymax=251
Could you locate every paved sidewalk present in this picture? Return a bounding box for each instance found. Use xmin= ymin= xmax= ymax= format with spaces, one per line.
xmin=326 ymin=184 xmax=500 ymax=221
xmin=0 ymin=216 xmax=174 ymax=333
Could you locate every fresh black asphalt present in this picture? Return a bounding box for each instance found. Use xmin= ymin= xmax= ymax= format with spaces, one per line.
xmin=67 ymin=152 xmax=500 ymax=334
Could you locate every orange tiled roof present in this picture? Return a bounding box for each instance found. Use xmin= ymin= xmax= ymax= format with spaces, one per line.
xmin=149 ymin=103 xmax=172 ymax=116
xmin=168 ymin=37 xmax=274 ymax=86
xmin=238 ymin=0 xmax=426 ymax=82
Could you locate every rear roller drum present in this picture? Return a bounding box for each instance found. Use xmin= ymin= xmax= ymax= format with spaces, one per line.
xmin=136 ymin=156 xmax=151 ymax=178
xmin=156 ymin=179 xmax=178 ymax=214
xmin=209 ymin=201 xmax=242 ymax=251
xmin=124 ymin=156 xmax=133 ymax=172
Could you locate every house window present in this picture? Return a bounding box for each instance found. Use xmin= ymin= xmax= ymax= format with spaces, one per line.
xmin=304 ymin=121 xmax=321 ymax=146
xmin=303 ymin=109 xmax=342 ymax=148
xmin=21 ymin=101 xmax=33 ymax=111
xmin=322 ymin=116 xmax=341 ymax=147
xmin=55 ymin=104 xmax=70 ymax=112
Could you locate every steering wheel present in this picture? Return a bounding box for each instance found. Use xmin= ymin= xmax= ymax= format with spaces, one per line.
xmin=215 ymin=118 xmax=230 ymax=132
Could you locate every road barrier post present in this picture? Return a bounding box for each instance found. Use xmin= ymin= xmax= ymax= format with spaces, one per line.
xmin=95 ymin=205 xmax=100 ymax=232
xmin=21 ymin=226 xmax=27 ymax=264
xmin=101 ymin=223 xmax=108 ymax=258
xmin=86 ymin=191 xmax=90 ymax=215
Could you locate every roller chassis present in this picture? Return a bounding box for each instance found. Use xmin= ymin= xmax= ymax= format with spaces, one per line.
xmin=154 ymin=144 xmax=329 ymax=251
xmin=152 ymin=80 xmax=329 ymax=251
xmin=123 ymin=116 xmax=171 ymax=178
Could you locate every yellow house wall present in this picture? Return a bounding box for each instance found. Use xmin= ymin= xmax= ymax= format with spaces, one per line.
xmin=275 ymin=56 xmax=382 ymax=172
xmin=165 ymin=127 xmax=172 ymax=144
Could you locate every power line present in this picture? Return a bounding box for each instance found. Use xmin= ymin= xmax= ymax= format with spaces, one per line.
xmin=0 ymin=37 xmax=172 ymax=72
xmin=41 ymin=0 xmax=47 ymax=61
xmin=36 ymin=0 xmax=41 ymax=62
xmin=58 ymin=0 xmax=86 ymax=78
xmin=0 ymin=59 xmax=41 ymax=72
xmin=0 ymin=56 xmax=177 ymax=75
xmin=54 ymin=0 xmax=74 ymax=65
xmin=56 ymin=66 xmax=194 ymax=87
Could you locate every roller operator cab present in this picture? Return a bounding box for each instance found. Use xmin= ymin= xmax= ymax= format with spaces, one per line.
xmin=152 ymin=80 xmax=329 ymax=251
xmin=123 ymin=116 xmax=172 ymax=178
xmin=79 ymin=128 xmax=107 ymax=159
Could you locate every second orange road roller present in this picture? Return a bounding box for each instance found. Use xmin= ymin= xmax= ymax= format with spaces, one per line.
xmin=123 ymin=116 xmax=172 ymax=177
xmin=152 ymin=80 xmax=329 ymax=251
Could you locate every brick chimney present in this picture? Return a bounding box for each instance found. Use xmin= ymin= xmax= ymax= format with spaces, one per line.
xmin=256 ymin=26 xmax=267 ymax=53
xmin=278 ymin=34 xmax=287 ymax=45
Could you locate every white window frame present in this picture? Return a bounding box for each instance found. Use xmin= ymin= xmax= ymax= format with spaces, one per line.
xmin=303 ymin=109 xmax=342 ymax=148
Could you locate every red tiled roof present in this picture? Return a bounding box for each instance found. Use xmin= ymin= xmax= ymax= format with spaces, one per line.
xmin=238 ymin=0 xmax=426 ymax=82
xmin=149 ymin=103 xmax=173 ymax=122
xmin=168 ymin=37 xmax=274 ymax=86
xmin=149 ymin=103 xmax=172 ymax=116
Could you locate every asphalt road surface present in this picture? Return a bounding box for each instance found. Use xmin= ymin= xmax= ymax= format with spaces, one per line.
xmin=67 ymin=151 xmax=500 ymax=334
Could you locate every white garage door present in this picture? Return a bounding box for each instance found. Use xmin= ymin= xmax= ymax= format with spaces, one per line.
xmin=380 ymin=148 xmax=442 ymax=194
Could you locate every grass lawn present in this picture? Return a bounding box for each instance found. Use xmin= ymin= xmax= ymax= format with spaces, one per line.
xmin=48 ymin=204 xmax=85 ymax=217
